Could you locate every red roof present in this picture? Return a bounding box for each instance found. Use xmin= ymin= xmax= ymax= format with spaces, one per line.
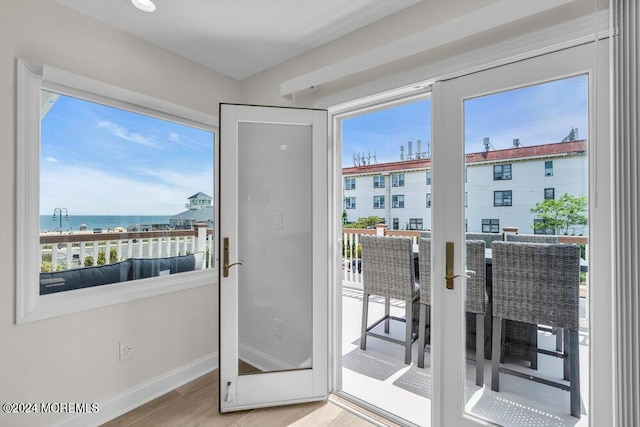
xmin=342 ymin=140 xmax=586 ymax=175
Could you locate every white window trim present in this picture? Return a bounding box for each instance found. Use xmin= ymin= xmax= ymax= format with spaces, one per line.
xmin=16 ymin=59 xmax=218 ymax=324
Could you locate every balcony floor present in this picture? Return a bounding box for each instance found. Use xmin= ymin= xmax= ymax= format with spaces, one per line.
xmin=341 ymin=285 xmax=589 ymax=427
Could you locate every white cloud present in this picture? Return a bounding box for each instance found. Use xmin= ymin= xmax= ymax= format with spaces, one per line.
xmin=44 ymin=157 xmax=58 ymax=163
xmin=97 ymin=120 xmax=155 ymax=147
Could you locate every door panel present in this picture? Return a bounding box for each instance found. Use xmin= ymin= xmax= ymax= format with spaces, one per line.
xmin=433 ymin=42 xmax=607 ymax=426
xmin=219 ymin=104 xmax=328 ymax=412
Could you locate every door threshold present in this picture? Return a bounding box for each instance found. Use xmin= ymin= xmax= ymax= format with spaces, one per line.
xmin=330 ymin=392 xmax=422 ymax=427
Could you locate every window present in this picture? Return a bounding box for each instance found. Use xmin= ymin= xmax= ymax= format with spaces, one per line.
xmin=392 ymin=173 xmax=405 ymax=187
xmin=544 ymin=188 xmax=555 ymax=200
xmin=345 ymin=197 xmax=356 ymax=209
xmin=409 ymin=218 xmax=423 ymax=230
xmin=494 ymin=190 xmax=512 ymax=206
xmin=426 ymin=193 xmax=432 ymax=208
xmin=545 ymin=160 xmax=553 ymax=176
xmin=344 ymin=177 xmax=356 ymax=190
xmin=426 ymin=170 xmax=432 ymax=185
xmin=373 ymin=195 xmax=385 ymax=209
xmin=493 ymin=164 xmax=512 ymax=180
xmin=465 ymin=191 xmax=468 ymax=207
xmin=17 ymin=60 xmax=216 ymax=323
xmin=482 ymin=219 xmax=500 ymax=233
xmin=534 ymin=219 xmax=555 ymax=235
xmin=392 ymin=195 xmax=405 ymax=208
xmin=373 ymin=175 xmax=385 ymax=188
xmin=392 ymin=218 xmax=399 ymax=230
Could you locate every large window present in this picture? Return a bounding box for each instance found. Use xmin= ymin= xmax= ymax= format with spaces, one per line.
xmin=425 ymin=171 xmax=432 ymax=185
xmin=544 ymin=188 xmax=555 ymax=200
xmin=17 ymin=61 xmax=216 ymax=323
xmin=392 ymin=195 xmax=405 ymax=208
xmin=373 ymin=195 xmax=385 ymax=209
xmin=493 ymin=164 xmax=512 ymax=180
xmin=345 ymin=197 xmax=356 ymax=209
xmin=494 ymin=190 xmax=512 ymax=206
xmin=426 ymin=193 xmax=432 ymax=208
xmin=373 ymin=175 xmax=385 ymax=188
xmin=545 ymin=160 xmax=553 ymax=176
xmin=482 ymin=218 xmax=500 ymax=233
xmin=392 ymin=173 xmax=405 ymax=187
xmin=408 ymin=218 xmax=423 ymax=230
xmin=345 ymin=177 xmax=356 ymax=190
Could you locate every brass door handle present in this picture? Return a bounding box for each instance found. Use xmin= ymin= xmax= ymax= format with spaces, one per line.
xmin=445 ymin=242 xmax=475 ymax=289
xmin=223 ymin=237 xmax=244 ymax=277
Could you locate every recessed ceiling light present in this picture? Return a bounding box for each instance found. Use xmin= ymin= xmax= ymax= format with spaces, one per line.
xmin=131 ymin=0 xmax=156 ymax=12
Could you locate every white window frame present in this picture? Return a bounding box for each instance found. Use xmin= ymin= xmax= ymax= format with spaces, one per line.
xmin=373 ymin=195 xmax=385 ymax=209
xmin=345 ymin=197 xmax=356 ymax=209
xmin=392 ymin=173 xmax=405 ymax=187
xmin=391 ymin=194 xmax=405 ymax=208
xmin=344 ymin=177 xmax=356 ymax=190
xmin=16 ymin=60 xmax=218 ymax=324
xmin=373 ymin=175 xmax=385 ymax=188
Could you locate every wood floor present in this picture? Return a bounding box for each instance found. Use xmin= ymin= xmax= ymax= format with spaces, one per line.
xmin=102 ymin=368 xmax=395 ymax=427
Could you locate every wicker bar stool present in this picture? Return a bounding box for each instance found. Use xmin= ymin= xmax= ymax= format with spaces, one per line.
xmin=491 ymin=241 xmax=581 ymax=417
xmin=360 ymin=235 xmax=419 ymax=365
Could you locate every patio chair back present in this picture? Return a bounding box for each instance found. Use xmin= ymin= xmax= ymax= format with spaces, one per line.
xmin=505 ymin=234 xmax=559 ymax=244
xmin=466 ymin=232 xmax=502 ymax=248
xmin=360 ymin=235 xmax=417 ymax=301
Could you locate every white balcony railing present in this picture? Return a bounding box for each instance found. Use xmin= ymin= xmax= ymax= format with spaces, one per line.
xmin=40 ymin=224 xmax=214 ymax=271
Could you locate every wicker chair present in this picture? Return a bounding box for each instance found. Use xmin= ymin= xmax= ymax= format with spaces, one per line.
xmin=491 ymin=241 xmax=581 ymax=417
xmin=466 ymin=232 xmax=503 ymax=248
xmin=505 ymin=234 xmax=559 ymax=243
xmin=360 ymin=235 xmax=419 ymax=365
xmin=416 ymin=239 xmax=487 ymax=386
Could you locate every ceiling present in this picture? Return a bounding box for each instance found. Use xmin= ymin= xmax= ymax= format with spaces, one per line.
xmin=54 ymin=0 xmax=422 ymax=80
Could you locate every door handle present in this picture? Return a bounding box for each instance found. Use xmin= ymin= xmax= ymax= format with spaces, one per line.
xmin=223 ymin=237 xmax=244 ymax=277
xmin=444 ymin=241 xmax=474 ymax=289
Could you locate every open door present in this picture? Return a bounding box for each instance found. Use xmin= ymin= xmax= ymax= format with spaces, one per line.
xmin=219 ymin=104 xmax=329 ymax=411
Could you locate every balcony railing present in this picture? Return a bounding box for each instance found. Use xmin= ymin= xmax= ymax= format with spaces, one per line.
xmin=342 ymin=225 xmax=589 ymax=289
xmin=40 ymin=224 xmax=214 ymax=271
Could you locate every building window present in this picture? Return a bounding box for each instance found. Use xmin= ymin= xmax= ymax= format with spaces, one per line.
xmin=534 ymin=219 xmax=555 ymax=235
xmin=345 ymin=197 xmax=356 ymax=209
xmin=465 ymin=191 xmax=468 ymax=207
xmin=545 ymin=160 xmax=553 ymax=176
xmin=426 ymin=193 xmax=432 ymax=208
xmin=426 ymin=171 xmax=432 ymax=185
xmin=494 ymin=190 xmax=512 ymax=206
xmin=373 ymin=175 xmax=385 ymax=188
xmin=373 ymin=195 xmax=385 ymax=209
xmin=544 ymin=188 xmax=555 ymax=200
xmin=392 ymin=173 xmax=405 ymax=187
xmin=482 ymin=219 xmax=500 ymax=233
xmin=409 ymin=218 xmax=423 ymax=230
xmin=392 ymin=195 xmax=405 ymax=208
xmin=344 ymin=177 xmax=356 ymax=190
xmin=392 ymin=218 xmax=399 ymax=230
xmin=493 ymin=164 xmax=512 ymax=180
xmin=17 ymin=60 xmax=215 ymax=323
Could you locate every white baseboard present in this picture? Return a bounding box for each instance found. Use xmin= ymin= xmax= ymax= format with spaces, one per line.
xmin=54 ymin=353 xmax=218 ymax=427
xmin=238 ymin=343 xmax=295 ymax=372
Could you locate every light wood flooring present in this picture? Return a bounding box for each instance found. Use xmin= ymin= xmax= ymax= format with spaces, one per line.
xmin=102 ymin=367 xmax=396 ymax=427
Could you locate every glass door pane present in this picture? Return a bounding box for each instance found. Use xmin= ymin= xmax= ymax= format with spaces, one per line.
xmin=463 ymin=75 xmax=589 ymax=425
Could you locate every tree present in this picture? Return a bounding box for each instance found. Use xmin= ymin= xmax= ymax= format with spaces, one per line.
xmin=530 ymin=193 xmax=587 ymax=235
xmin=348 ymin=216 xmax=385 ymax=229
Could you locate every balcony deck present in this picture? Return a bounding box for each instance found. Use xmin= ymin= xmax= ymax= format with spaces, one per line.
xmin=341 ymin=282 xmax=589 ymax=426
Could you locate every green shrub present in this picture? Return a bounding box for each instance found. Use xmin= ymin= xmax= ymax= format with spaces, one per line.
xmin=84 ymin=256 xmax=94 ymax=267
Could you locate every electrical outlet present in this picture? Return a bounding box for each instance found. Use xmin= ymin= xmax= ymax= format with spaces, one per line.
xmin=274 ymin=319 xmax=282 ymax=337
xmin=119 ymin=338 xmax=135 ymax=361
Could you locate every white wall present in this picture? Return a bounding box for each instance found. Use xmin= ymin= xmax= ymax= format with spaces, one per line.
xmin=0 ymin=1 xmax=239 ymax=426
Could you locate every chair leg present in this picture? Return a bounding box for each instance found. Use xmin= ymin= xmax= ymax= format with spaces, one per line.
xmin=384 ymin=297 xmax=391 ymax=333
xmin=417 ymin=303 xmax=427 ymax=368
xmin=360 ymin=293 xmax=369 ymax=350
xmin=569 ymin=329 xmax=581 ymax=417
xmin=491 ymin=317 xmax=503 ymax=392
xmin=564 ymin=328 xmax=571 ymax=381
xmin=528 ymin=324 xmax=538 ymax=370
xmin=500 ymin=320 xmax=506 ymax=363
xmin=404 ymin=300 xmax=412 ymax=365
xmin=476 ymin=313 xmax=484 ymax=387
xmin=555 ymin=327 xmax=563 ymax=352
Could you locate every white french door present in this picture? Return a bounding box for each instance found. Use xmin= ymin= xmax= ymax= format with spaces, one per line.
xmin=218 ymin=104 xmax=329 ymax=411
xmin=432 ymin=41 xmax=611 ymax=426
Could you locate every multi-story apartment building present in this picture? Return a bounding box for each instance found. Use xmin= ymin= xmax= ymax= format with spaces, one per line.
xmin=342 ymin=140 xmax=587 ymax=235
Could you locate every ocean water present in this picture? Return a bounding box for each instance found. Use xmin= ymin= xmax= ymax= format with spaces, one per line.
xmin=40 ymin=215 xmax=171 ymax=232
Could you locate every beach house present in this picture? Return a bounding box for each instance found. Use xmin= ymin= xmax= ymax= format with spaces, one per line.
xmin=1 ymin=1 xmax=637 ymax=426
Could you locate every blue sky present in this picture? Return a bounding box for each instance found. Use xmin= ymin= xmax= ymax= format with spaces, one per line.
xmin=343 ymin=74 xmax=588 ymax=166
xmin=40 ymin=92 xmax=214 ymax=215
